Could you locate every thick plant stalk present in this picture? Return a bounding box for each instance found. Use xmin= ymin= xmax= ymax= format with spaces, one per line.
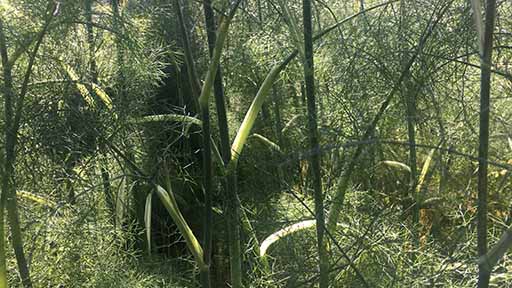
xmin=0 ymin=199 xmax=7 ymax=288
xmin=225 ymin=173 xmax=242 ymax=287
xmin=204 ymin=0 xmax=271 ymax=274
xmin=470 ymin=0 xmax=484 ymax=55
xmin=85 ymin=0 xmax=98 ymax=82
xmin=205 ymin=0 xmax=271 ymax=282
xmin=277 ymin=0 xmax=305 ymax=59
xmin=250 ymin=134 xmax=282 ymax=153
xmin=199 ymin=98 xmax=213 ymax=288
xmin=111 ymin=0 xmax=124 ymax=90
xmin=6 ymin=197 xmax=30 ymax=287
xmin=198 ymin=0 xmax=241 ymax=108
xmin=479 ymin=228 xmax=512 ymax=275
xmin=302 ymin=0 xmax=328 ymax=286
xmin=174 ymin=0 xmax=213 ymax=285
xmin=196 ymin=1 xmax=241 ymax=286
xmin=0 ymin=19 xmax=11 ymax=288
xmin=476 ymin=0 xmax=497 ymax=286
xmin=176 ymin=0 xmax=201 ymax=105
xmin=203 ymin=0 xmax=230 ymax=165
xmin=399 ymin=0 xmax=419 ymax=249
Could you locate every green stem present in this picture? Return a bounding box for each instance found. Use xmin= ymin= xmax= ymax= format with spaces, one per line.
xmin=476 ymin=0 xmax=497 ymax=286
xmin=302 ymin=0 xmax=328 ymax=286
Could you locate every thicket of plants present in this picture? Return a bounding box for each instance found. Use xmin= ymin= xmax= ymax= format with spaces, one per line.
xmin=1 ymin=0 xmax=512 ymax=287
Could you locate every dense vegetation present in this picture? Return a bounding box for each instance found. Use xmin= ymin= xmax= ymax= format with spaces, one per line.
xmin=0 ymin=0 xmax=512 ymax=287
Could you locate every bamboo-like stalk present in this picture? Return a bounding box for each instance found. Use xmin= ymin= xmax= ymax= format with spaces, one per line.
xmin=480 ymin=228 xmax=512 ymax=275
xmin=0 ymin=64 xmax=29 ymax=286
xmin=302 ymin=0 xmax=328 ymax=286
xmin=250 ymin=134 xmax=282 ymax=154
xmin=198 ymin=1 xmax=240 ymax=108
xmin=111 ymin=0 xmax=124 ymax=82
xmin=470 ymin=0 xmax=484 ymax=56
xmin=85 ymin=0 xmax=98 ymax=83
xmin=203 ymin=0 xmax=230 ymax=165
xmin=203 ymin=0 xmax=246 ymax=286
xmin=277 ymin=0 xmax=304 ymax=59
xmin=399 ymin=0 xmax=420 ymax=251
xmin=174 ymin=1 xmax=212 ymax=285
xmin=0 ymin=221 xmax=4 ymax=288
xmin=0 ymin=19 xmax=11 ymax=288
xmin=199 ymin=98 xmax=213 ymax=288
xmin=196 ymin=1 xmax=241 ymax=286
xmin=475 ymin=0 xmax=497 ymax=286
xmin=176 ymin=0 xmax=201 ymax=110
xmin=206 ymin=1 xmax=271 ymax=276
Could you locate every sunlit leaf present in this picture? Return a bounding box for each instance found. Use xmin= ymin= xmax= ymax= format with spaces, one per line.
xmin=144 ymin=192 xmax=153 ymax=255
xmin=154 ymin=184 xmax=205 ymax=269
xmin=379 ymin=160 xmax=411 ymax=173
xmin=417 ymin=149 xmax=436 ymax=194
xmin=133 ymin=114 xmax=202 ymax=126
xmin=260 ymin=220 xmax=316 ymax=257
xmin=250 ymin=133 xmax=282 ymax=154
xmin=61 ymin=63 xmax=95 ymax=108
xmin=92 ymin=83 xmax=113 ymax=110
xmin=16 ymin=191 xmax=56 ymax=209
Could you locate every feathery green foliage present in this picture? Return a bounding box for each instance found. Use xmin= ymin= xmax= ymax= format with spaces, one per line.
xmin=1 ymin=0 xmax=512 ymax=287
